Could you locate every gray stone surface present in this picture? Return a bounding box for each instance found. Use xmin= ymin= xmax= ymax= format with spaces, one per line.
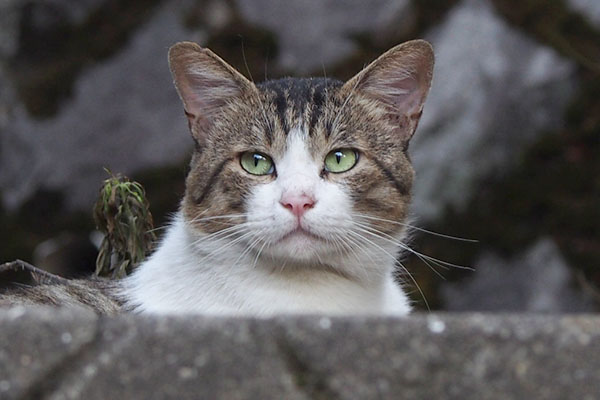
xmin=236 ymin=0 xmax=412 ymax=73
xmin=1 ymin=308 xmax=599 ymax=399
xmin=28 ymin=0 xmax=106 ymax=26
xmin=410 ymin=0 xmax=577 ymax=222
xmin=442 ymin=238 xmax=596 ymax=313
xmin=0 ymin=2 xmax=194 ymax=211
xmin=569 ymin=0 xmax=600 ymax=27
xmin=0 ymin=0 xmax=22 ymax=58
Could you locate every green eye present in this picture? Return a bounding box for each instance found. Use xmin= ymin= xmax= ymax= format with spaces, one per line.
xmin=240 ymin=151 xmax=274 ymax=175
xmin=324 ymin=149 xmax=358 ymax=173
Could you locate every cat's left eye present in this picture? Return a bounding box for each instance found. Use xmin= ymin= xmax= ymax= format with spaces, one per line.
xmin=324 ymin=149 xmax=358 ymax=173
xmin=240 ymin=151 xmax=275 ymax=175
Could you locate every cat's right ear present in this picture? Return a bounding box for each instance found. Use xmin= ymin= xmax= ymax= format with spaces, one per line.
xmin=168 ymin=42 xmax=256 ymax=143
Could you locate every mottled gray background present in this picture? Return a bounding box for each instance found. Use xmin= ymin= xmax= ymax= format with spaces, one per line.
xmin=0 ymin=0 xmax=598 ymax=312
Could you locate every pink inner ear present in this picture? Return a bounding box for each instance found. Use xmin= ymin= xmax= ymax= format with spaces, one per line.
xmin=365 ymin=75 xmax=422 ymax=115
xmin=182 ymin=72 xmax=242 ymax=120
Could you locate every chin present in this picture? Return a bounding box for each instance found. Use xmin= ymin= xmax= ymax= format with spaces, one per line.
xmin=264 ymin=231 xmax=334 ymax=263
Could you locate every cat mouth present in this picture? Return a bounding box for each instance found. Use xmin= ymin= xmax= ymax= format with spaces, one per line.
xmin=277 ymin=227 xmax=323 ymax=244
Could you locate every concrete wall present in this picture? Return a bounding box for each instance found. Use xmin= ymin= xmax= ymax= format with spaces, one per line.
xmin=1 ymin=308 xmax=598 ymax=399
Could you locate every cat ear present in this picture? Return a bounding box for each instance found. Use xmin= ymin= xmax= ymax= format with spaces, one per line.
xmin=343 ymin=40 xmax=434 ymax=143
xmin=168 ymin=42 xmax=256 ymax=142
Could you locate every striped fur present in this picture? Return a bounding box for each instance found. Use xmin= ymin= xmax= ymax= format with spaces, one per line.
xmin=0 ymin=278 xmax=122 ymax=314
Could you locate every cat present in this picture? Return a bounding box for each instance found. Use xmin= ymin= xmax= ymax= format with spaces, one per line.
xmin=0 ymin=39 xmax=434 ymax=316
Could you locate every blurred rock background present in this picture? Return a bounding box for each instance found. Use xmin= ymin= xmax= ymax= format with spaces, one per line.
xmin=0 ymin=0 xmax=598 ymax=312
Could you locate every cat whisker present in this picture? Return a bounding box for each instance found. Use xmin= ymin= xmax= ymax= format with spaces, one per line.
xmin=188 ymin=213 xmax=249 ymax=224
xmin=187 ymin=224 xmax=251 ymax=248
xmin=251 ymin=239 xmax=269 ymax=270
xmin=230 ymin=230 xmax=271 ymax=273
xmin=196 ymin=230 xmax=255 ymax=264
xmin=193 ymin=231 xmax=251 ymax=254
xmin=353 ymin=214 xmax=478 ymax=243
xmin=228 ymin=234 xmax=262 ymax=271
xmin=346 ymin=230 xmax=430 ymax=311
xmin=351 ymin=224 xmax=448 ymax=280
xmin=189 ymin=223 xmax=254 ymax=255
xmin=352 ymin=221 xmax=474 ymax=272
xmin=240 ymin=40 xmax=254 ymax=83
xmin=328 ymin=233 xmax=350 ymax=260
xmin=336 ymin=232 xmax=379 ymax=282
xmin=145 ymin=225 xmax=170 ymax=234
xmin=398 ymin=260 xmax=431 ymax=312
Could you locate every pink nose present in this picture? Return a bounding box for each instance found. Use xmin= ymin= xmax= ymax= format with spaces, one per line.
xmin=280 ymin=193 xmax=315 ymax=217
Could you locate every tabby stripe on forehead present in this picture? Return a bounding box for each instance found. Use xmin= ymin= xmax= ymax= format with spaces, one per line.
xmin=194 ymin=158 xmax=231 ymax=205
xmin=308 ymin=87 xmax=325 ymax=136
xmin=372 ymin=158 xmax=410 ymax=196
xmin=274 ymin=91 xmax=289 ymax=134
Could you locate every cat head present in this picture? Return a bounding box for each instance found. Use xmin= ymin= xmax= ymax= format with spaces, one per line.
xmin=169 ymin=40 xmax=434 ymax=276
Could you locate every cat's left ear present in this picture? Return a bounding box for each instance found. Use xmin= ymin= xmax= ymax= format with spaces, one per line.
xmin=343 ymin=40 xmax=434 ymax=143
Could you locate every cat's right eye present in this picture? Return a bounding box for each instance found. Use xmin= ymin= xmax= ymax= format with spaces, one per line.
xmin=240 ymin=151 xmax=275 ymax=175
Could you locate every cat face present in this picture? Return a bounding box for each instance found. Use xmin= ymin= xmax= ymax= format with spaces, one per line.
xmin=169 ymin=41 xmax=433 ymax=275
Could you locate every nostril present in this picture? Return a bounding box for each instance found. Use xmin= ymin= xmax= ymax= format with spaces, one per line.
xmin=280 ymin=193 xmax=316 ymax=217
xmin=302 ymin=200 xmax=314 ymax=210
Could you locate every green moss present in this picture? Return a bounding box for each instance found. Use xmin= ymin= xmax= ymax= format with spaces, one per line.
xmin=94 ymin=173 xmax=156 ymax=278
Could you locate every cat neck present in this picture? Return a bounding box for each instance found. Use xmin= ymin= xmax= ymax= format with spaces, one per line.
xmin=121 ymin=212 xmax=411 ymax=316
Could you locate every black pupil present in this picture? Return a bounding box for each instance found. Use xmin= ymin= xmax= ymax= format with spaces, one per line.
xmin=253 ymin=154 xmax=263 ymax=167
xmin=335 ymin=152 xmax=342 ymax=164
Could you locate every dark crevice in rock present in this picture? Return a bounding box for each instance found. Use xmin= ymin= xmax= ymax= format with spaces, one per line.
xmin=490 ymin=0 xmax=600 ymax=73
xmin=204 ymin=25 xmax=279 ymax=82
xmin=274 ymin=334 xmax=340 ymax=400
xmin=9 ymin=0 xmax=164 ymax=118
xmin=0 ymin=189 xmax=95 ymax=286
xmin=411 ymin=0 xmax=462 ymax=36
xmin=131 ymin=162 xmax=188 ymax=231
xmin=182 ymin=0 xmax=279 ymax=82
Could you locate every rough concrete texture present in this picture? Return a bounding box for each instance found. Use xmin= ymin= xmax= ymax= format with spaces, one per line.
xmin=0 ymin=308 xmax=599 ymax=400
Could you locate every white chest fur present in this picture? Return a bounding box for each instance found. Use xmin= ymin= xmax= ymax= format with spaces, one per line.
xmin=122 ymin=215 xmax=411 ymax=316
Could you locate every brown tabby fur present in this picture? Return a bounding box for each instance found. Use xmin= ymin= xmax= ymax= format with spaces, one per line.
xmin=0 ymin=277 xmax=122 ymax=314
xmin=175 ymin=40 xmax=432 ymax=237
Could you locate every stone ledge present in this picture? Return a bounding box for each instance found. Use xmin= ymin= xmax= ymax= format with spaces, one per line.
xmin=0 ymin=308 xmax=598 ymax=399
